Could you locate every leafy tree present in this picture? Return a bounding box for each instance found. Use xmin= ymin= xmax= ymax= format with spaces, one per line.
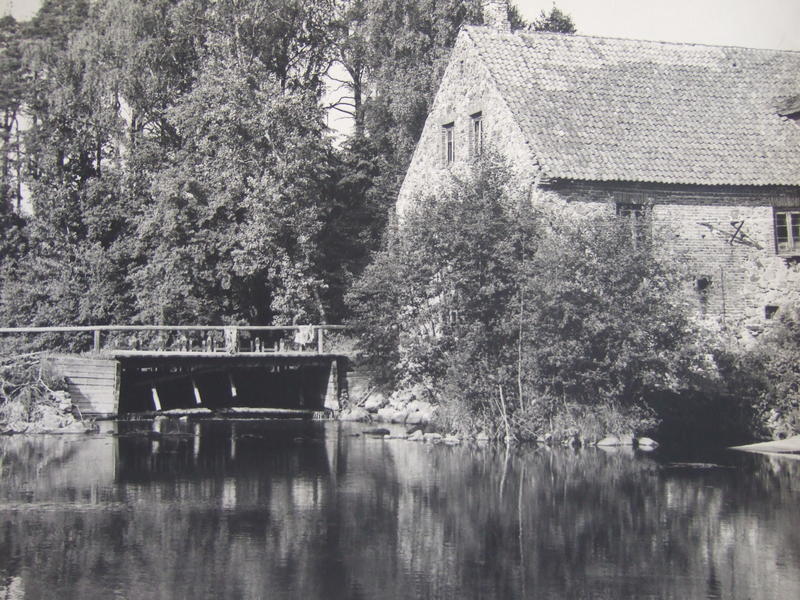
xmin=207 ymin=0 xmax=337 ymax=94
xmin=0 ymin=15 xmax=24 ymax=214
xmin=518 ymin=211 xmax=695 ymax=422
xmin=349 ymin=156 xmax=698 ymax=438
xmin=347 ymin=155 xmax=536 ymax=389
xmin=530 ymin=4 xmax=576 ymax=34
xmin=330 ymin=0 xmax=493 ymax=299
xmin=128 ymin=49 xmax=336 ymax=325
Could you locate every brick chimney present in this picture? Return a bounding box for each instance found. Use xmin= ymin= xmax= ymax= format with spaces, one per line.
xmin=481 ymin=0 xmax=511 ymax=32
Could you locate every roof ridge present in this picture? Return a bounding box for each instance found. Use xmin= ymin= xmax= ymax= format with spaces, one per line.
xmin=462 ymin=24 xmax=800 ymax=55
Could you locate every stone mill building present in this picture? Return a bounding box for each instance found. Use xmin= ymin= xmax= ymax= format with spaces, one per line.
xmin=398 ymin=1 xmax=800 ymax=339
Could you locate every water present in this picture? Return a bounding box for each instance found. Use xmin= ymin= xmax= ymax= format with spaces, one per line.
xmin=0 ymin=419 xmax=798 ymax=600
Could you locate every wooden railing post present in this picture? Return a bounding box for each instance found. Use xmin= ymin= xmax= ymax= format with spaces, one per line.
xmin=317 ymin=327 xmax=324 ymax=354
xmin=93 ymin=329 xmax=101 ymax=353
xmin=224 ymin=326 xmax=239 ymax=354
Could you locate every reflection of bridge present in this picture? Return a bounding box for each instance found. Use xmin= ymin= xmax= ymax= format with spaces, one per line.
xmin=0 ymin=325 xmax=347 ymax=416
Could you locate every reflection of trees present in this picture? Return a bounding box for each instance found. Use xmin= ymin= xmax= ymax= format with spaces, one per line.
xmin=0 ymin=425 xmax=799 ymax=599
xmin=331 ymin=442 xmax=800 ymax=599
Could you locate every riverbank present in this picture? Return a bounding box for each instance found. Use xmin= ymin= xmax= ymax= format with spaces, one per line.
xmin=0 ymin=355 xmax=97 ymax=434
xmin=339 ymin=383 xmax=661 ymax=449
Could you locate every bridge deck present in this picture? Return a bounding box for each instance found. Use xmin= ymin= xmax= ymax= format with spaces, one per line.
xmin=43 ymin=351 xmax=345 ymax=417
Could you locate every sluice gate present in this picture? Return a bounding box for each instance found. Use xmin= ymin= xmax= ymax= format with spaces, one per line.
xmin=3 ymin=325 xmax=347 ymax=417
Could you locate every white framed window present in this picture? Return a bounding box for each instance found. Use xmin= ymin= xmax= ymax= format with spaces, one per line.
xmin=774 ymin=209 xmax=800 ymax=255
xmin=441 ymin=122 xmax=455 ymax=164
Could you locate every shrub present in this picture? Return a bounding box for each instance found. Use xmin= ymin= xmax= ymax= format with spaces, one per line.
xmin=348 ymin=155 xmax=701 ymax=440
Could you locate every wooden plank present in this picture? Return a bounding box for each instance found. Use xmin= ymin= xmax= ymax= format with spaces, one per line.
xmin=49 ymin=360 xmax=118 ymax=369
xmin=67 ymin=388 xmax=116 ymax=400
xmin=54 ymin=364 xmax=117 ymax=371
xmin=62 ymin=376 xmax=117 ymax=383
xmin=43 ymin=355 xmax=120 ymax=416
xmin=68 ymin=384 xmax=114 ymax=398
xmin=59 ymin=370 xmax=118 ymax=378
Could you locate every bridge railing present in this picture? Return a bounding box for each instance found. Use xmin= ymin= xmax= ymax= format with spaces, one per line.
xmin=0 ymin=325 xmax=346 ymax=355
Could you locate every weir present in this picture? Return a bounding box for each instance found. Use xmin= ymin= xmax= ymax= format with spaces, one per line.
xmin=2 ymin=325 xmax=347 ymax=417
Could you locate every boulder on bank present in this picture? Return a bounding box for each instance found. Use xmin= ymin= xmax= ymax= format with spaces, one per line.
xmin=339 ymin=406 xmax=371 ymax=422
xmin=405 ymin=401 xmax=435 ymax=425
xmin=1 ymin=389 xmax=95 ymax=434
xmin=376 ymin=406 xmax=392 ymax=421
xmin=362 ymin=392 xmax=388 ymax=413
xmin=390 ymin=409 xmax=409 ymax=424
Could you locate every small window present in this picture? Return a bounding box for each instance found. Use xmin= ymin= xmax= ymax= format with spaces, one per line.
xmin=616 ymin=202 xmax=647 ymax=244
xmin=696 ymin=277 xmax=712 ymax=317
xmin=765 ymin=305 xmax=779 ymax=320
xmin=774 ymin=209 xmax=800 ymax=255
xmin=617 ymin=203 xmax=644 ymax=219
xmin=441 ymin=122 xmax=455 ymax=164
xmin=469 ymin=112 xmax=483 ymax=157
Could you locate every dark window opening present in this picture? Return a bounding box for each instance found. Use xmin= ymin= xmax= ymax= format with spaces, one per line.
xmin=696 ymin=277 xmax=712 ymax=292
xmin=441 ymin=122 xmax=455 ymax=164
xmin=765 ymin=305 xmax=779 ymax=320
xmin=775 ymin=209 xmax=800 ymax=255
xmin=696 ymin=276 xmax=712 ymax=317
xmin=616 ymin=202 xmax=647 ymax=245
xmin=617 ymin=203 xmax=644 ymax=219
xmin=469 ymin=112 xmax=483 ymax=157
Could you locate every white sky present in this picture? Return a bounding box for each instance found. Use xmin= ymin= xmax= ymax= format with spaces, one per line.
xmin=6 ymin=0 xmax=799 ymax=50
xmin=517 ymin=0 xmax=800 ymax=51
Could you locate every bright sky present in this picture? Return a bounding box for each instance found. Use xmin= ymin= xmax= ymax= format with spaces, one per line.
xmin=5 ymin=0 xmax=799 ymax=51
xmin=517 ymin=0 xmax=800 ymax=51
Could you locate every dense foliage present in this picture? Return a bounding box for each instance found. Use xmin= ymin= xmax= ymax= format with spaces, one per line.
xmin=347 ymin=156 xmax=702 ymax=440
xmin=2 ymin=0 xmax=536 ymax=335
xmin=529 ymin=5 xmax=576 ymax=33
xmin=710 ymin=306 xmax=800 ymax=440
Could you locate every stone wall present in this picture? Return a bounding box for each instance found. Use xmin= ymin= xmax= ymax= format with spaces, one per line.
xmin=397 ymin=30 xmax=537 ymax=215
xmin=542 ymin=181 xmax=800 ymax=338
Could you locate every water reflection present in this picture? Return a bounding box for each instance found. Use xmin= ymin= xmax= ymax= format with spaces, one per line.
xmin=0 ymin=421 xmax=798 ymax=599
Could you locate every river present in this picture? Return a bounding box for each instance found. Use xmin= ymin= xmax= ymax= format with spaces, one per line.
xmin=0 ymin=419 xmax=798 ymax=599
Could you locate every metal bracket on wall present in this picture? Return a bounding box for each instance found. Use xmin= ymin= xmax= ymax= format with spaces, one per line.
xmin=697 ymin=221 xmax=763 ymax=250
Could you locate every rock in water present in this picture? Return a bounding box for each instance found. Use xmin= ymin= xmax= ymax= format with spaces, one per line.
xmin=597 ymin=435 xmax=621 ymax=447
xmin=637 ymin=437 xmax=659 ymax=449
xmin=363 ymin=428 xmax=390 ymax=437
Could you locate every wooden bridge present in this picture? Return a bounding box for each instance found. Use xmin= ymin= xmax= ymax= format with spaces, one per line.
xmin=0 ymin=325 xmax=348 ymax=417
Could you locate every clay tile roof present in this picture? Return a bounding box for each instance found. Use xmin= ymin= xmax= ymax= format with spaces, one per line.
xmin=464 ymin=26 xmax=800 ymax=186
